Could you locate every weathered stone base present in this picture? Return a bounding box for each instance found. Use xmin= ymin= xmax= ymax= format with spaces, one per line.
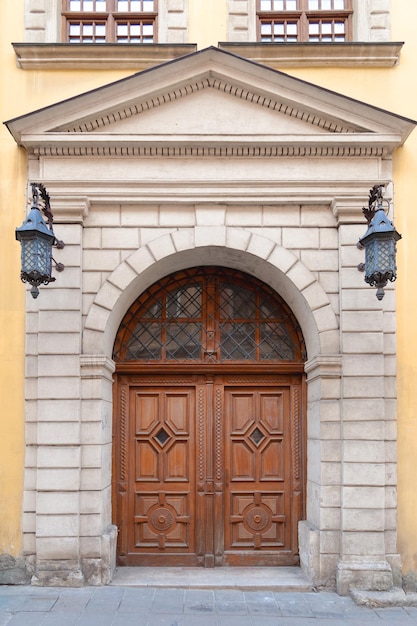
xmin=403 ymin=569 xmax=417 ymax=593
xmin=0 ymin=554 xmax=33 ymax=585
xmin=81 ymin=525 xmax=118 ymax=586
xmin=351 ymin=587 xmax=417 ymax=607
xmin=30 ymin=526 xmax=117 ymax=587
xmin=337 ymin=561 xmax=394 ymax=596
xmin=299 ymin=520 xmax=320 ymax=585
xmin=298 ymin=520 xmax=336 ymax=589
xmin=31 ymin=560 xmax=85 ymax=587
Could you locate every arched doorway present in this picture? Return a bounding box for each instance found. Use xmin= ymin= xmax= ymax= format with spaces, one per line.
xmin=112 ymin=267 xmax=307 ymax=567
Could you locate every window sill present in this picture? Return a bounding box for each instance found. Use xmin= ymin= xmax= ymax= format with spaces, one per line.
xmin=218 ymin=42 xmax=403 ymax=68
xmin=12 ymin=43 xmax=197 ymax=70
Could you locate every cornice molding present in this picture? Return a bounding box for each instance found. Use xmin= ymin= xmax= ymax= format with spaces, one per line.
xmin=12 ymin=42 xmax=403 ymax=71
xmin=12 ymin=43 xmax=197 ymax=71
xmin=218 ymin=42 xmax=404 ymax=68
xmin=41 ymin=180 xmax=375 ymax=208
xmin=31 ymin=141 xmax=391 ymax=158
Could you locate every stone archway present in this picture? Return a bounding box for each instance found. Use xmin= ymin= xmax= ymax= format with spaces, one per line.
xmin=80 ymin=230 xmax=339 ymax=584
xmin=83 ymin=230 xmax=336 ymax=358
xmin=111 ymin=265 xmax=308 ymax=567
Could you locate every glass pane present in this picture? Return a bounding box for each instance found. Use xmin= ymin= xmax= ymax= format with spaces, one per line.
xmin=219 ymin=285 xmax=255 ymax=320
xmin=83 ymin=24 xmax=94 ymax=35
xmin=260 ymin=323 xmax=295 ymax=360
xmin=130 ymin=24 xmax=141 ymax=35
xmin=69 ymin=1 xmax=81 ymax=10
xmin=143 ymin=0 xmax=154 ymax=10
xmin=143 ymin=23 xmax=154 ymax=36
xmin=322 ymin=22 xmax=332 ymax=33
xmin=220 ymin=322 xmax=256 ymax=360
xmin=125 ymin=323 xmax=161 ymax=360
xmin=261 ymin=23 xmax=273 ymax=35
xmin=118 ymin=0 xmax=129 ymax=9
xmin=96 ymin=24 xmax=106 ymax=36
xmin=83 ymin=1 xmax=94 ymax=10
xmin=166 ymin=323 xmax=201 ymax=359
xmin=166 ymin=286 xmax=202 ymax=318
xmin=287 ymin=22 xmax=297 ymax=35
xmin=69 ymin=24 xmax=81 ymax=35
xmin=273 ymin=0 xmax=285 ymax=9
xmin=334 ymin=0 xmax=345 ymax=8
xmin=274 ymin=23 xmax=285 ymax=35
xmin=287 ymin=0 xmax=297 ymax=9
xmin=334 ymin=21 xmax=345 ymax=33
xmin=309 ymin=22 xmax=319 ymax=34
xmin=96 ymin=0 xmax=106 ymax=10
xmin=260 ymin=0 xmax=273 ymax=9
xmin=117 ymin=24 xmax=128 ymax=36
xmin=308 ymin=0 xmax=319 ymax=9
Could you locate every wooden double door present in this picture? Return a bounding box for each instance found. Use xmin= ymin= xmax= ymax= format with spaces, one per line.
xmin=114 ymin=371 xmax=305 ymax=567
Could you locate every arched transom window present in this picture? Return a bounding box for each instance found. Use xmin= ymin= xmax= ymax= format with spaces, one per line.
xmin=113 ymin=267 xmax=306 ymax=364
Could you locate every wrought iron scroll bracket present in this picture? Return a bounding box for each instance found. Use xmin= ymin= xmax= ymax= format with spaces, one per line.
xmin=31 ymin=182 xmax=65 ymax=271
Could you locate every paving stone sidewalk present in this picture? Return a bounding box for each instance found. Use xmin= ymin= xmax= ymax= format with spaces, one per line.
xmin=1 ymin=586 xmax=417 ymax=625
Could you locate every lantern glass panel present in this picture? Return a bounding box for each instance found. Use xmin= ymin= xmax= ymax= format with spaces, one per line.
xmin=21 ymin=235 xmax=52 ymax=280
xmin=365 ymin=238 xmax=395 ymax=277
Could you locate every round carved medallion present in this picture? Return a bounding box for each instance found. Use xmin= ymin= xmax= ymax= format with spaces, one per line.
xmin=244 ymin=506 xmax=270 ymax=532
xmin=150 ymin=507 xmax=175 ymax=531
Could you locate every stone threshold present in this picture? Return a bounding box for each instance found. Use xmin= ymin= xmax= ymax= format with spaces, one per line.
xmin=111 ymin=566 xmax=312 ymax=591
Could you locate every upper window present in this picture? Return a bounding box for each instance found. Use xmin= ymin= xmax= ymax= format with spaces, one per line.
xmin=62 ymin=0 xmax=158 ymax=43
xmin=257 ymin=0 xmax=353 ymax=42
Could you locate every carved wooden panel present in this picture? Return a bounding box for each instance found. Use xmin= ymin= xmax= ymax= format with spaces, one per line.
xmin=127 ymin=385 xmax=197 ymax=564
xmin=223 ymin=386 xmax=295 ymax=564
xmin=114 ymin=374 xmax=305 ymax=566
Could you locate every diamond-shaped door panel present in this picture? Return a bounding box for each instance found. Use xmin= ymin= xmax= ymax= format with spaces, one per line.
xmin=165 ymin=442 xmax=189 ymax=482
xmin=155 ymin=427 xmax=170 ymax=447
xmin=229 ymin=393 xmax=256 ymax=433
xmin=250 ymin=427 xmax=265 ymax=446
xmin=259 ymin=393 xmax=285 ymax=433
xmin=134 ymin=392 xmax=160 ymax=435
xmin=135 ymin=441 xmax=158 ymax=481
xmin=230 ymin=440 xmax=256 ymax=481
xmin=165 ymin=393 xmax=190 ymax=434
xmin=260 ymin=440 xmax=285 ymax=481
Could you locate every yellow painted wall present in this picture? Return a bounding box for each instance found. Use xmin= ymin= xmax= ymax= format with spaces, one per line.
xmin=2 ymin=0 xmax=417 ymax=581
xmin=0 ymin=0 xmax=26 ymax=557
xmin=188 ymin=0 xmax=227 ymax=48
xmin=0 ymin=3 xmax=143 ymax=557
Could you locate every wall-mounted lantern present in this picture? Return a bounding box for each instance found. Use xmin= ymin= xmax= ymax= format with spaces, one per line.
xmin=15 ymin=183 xmax=64 ymax=299
xmin=358 ymin=184 xmax=402 ymax=301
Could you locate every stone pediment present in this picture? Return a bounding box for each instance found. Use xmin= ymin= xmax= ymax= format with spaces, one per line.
xmin=5 ymin=47 xmax=416 ymax=158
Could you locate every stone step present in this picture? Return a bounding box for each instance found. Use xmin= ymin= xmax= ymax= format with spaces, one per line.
xmin=111 ymin=566 xmax=312 ymax=591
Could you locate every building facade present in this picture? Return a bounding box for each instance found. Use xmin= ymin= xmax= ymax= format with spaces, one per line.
xmin=2 ymin=0 xmax=417 ymax=594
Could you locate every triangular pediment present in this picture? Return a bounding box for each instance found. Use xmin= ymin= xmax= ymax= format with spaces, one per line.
xmin=5 ymin=47 xmax=416 ymax=158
